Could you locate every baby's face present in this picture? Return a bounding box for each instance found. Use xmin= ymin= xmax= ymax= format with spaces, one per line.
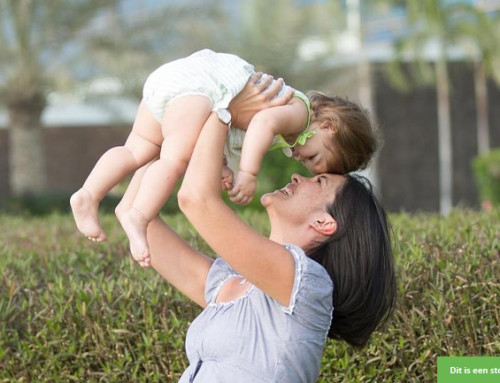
xmin=291 ymin=122 xmax=335 ymax=174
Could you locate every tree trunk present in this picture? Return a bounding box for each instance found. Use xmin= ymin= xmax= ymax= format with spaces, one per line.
xmin=474 ymin=60 xmax=490 ymax=155
xmin=7 ymin=95 xmax=47 ymax=195
xmin=348 ymin=0 xmax=380 ymax=194
xmin=435 ymin=55 xmax=453 ymax=216
xmin=357 ymin=57 xmax=381 ymax=192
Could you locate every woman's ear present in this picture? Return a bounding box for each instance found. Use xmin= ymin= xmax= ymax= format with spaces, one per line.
xmin=310 ymin=212 xmax=337 ymax=236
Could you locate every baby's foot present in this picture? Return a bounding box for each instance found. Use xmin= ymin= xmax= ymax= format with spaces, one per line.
xmin=138 ymin=255 xmax=152 ymax=268
xmin=120 ymin=208 xmax=150 ymax=263
xmin=70 ymin=188 xmax=107 ymax=242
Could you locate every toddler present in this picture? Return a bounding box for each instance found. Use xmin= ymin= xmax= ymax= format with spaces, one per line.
xmin=70 ymin=49 xmax=377 ymax=264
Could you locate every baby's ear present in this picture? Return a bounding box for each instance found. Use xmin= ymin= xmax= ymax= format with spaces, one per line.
xmin=321 ymin=121 xmax=337 ymax=134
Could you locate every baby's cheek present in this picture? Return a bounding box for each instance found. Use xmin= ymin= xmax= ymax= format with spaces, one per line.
xmin=305 ymin=164 xmax=318 ymax=175
xmin=312 ymin=164 xmax=328 ymax=175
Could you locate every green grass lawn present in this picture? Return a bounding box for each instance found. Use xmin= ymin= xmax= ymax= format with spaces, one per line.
xmin=1 ymin=209 xmax=499 ymax=382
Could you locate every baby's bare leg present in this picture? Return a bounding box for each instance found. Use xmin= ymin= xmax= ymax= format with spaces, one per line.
xmin=115 ymin=164 xmax=153 ymax=267
xmin=71 ymin=101 xmax=162 ymax=241
xmin=120 ymin=96 xmax=212 ymax=263
xmin=115 ymin=162 xmax=154 ymax=222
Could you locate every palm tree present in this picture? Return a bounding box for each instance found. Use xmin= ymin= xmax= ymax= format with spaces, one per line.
xmin=0 ymin=0 xmax=123 ymax=195
xmin=0 ymin=0 xmax=221 ymax=197
xmin=454 ymin=4 xmax=500 ymax=155
xmin=386 ymin=0 xmax=491 ymax=215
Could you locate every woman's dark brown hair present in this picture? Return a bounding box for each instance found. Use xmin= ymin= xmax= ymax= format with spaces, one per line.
xmin=310 ymin=174 xmax=396 ymax=348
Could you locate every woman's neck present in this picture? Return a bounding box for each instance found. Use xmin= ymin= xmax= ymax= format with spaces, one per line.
xmin=269 ymin=221 xmax=313 ymax=251
xmin=269 ymin=222 xmax=285 ymax=245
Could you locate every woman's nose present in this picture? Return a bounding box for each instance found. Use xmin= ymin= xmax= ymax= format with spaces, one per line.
xmin=291 ymin=173 xmax=303 ymax=183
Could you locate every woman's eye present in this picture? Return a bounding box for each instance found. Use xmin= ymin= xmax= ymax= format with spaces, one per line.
xmin=317 ymin=176 xmax=327 ymax=184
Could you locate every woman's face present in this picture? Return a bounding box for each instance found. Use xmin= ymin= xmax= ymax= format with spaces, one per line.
xmin=261 ymin=173 xmax=346 ymax=223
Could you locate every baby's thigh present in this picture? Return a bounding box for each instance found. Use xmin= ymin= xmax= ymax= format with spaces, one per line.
xmin=160 ymin=95 xmax=213 ymax=161
xmin=130 ymin=101 xmax=164 ymax=146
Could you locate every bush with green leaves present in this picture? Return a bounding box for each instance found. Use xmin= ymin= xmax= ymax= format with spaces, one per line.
xmin=473 ymin=148 xmax=500 ymax=208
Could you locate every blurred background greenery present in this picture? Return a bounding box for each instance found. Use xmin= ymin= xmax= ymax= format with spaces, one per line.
xmin=0 ymin=0 xmax=499 ymax=215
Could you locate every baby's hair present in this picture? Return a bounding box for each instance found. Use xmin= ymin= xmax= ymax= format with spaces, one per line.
xmin=307 ymin=91 xmax=380 ymax=174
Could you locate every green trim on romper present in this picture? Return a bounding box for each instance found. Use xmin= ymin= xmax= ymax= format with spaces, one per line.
xmin=269 ymin=91 xmax=314 ymax=157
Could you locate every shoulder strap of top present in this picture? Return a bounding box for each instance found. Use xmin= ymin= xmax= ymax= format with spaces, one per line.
xmin=293 ymin=90 xmax=311 ymax=129
xmin=269 ymin=91 xmax=313 ymax=156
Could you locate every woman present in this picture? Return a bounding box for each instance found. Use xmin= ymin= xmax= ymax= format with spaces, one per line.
xmin=140 ymin=74 xmax=396 ymax=382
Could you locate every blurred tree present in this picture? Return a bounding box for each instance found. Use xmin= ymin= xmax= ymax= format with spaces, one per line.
xmin=0 ymin=0 xmax=221 ymax=196
xmin=229 ymin=0 xmax=342 ymax=82
xmin=85 ymin=0 xmax=225 ymax=99
xmin=0 ymin=0 xmax=119 ymax=195
xmin=383 ymin=0 xmax=499 ymax=215
xmin=453 ymin=4 xmax=500 ymax=155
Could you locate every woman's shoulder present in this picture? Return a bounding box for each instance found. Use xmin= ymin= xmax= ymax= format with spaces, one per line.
xmin=284 ymin=244 xmax=333 ymax=287
xmin=279 ymin=243 xmax=333 ymax=332
xmin=204 ymin=257 xmax=236 ymax=304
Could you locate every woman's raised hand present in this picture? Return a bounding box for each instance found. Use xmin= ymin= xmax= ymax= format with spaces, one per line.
xmin=228 ymin=72 xmax=294 ymax=129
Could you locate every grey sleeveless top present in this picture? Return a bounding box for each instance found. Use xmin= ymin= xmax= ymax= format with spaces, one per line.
xmin=178 ymin=244 xmax=334 ymax=383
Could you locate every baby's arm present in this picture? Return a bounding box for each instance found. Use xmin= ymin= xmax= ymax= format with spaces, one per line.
xmin=229 ymin=99 xmax=307 ymax=205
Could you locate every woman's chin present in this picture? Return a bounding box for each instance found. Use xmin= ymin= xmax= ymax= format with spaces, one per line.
xmin=260 ymin=193 xmax=272 ymax=207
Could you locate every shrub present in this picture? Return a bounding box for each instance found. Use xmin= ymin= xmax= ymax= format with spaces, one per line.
xmin=473 ymin=148 xmax=500 ymax=208
xmin=0 ymin=209 xmax=498 ymax=382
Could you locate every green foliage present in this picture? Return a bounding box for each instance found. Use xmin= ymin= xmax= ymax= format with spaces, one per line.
xmin=473 ymin=148 xmax=500 ymax=207
xmin=319 ymin=209 xmax=500 ymax=382
xmin=0 ymin=213 xmax=200 ymax=383
xmin=384 ymin=0 xmax=500 ymax=90
xmin=1 ymin=209 xmax=499 ymax=382
xmin=222 ymin=0 xmax=343 ymax=82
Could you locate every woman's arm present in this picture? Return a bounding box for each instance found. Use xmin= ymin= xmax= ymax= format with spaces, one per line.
xmin=148 ymin=217 xmax=213 ymax=307
xmin=117 ymin=164 xmax=211 ymax=307
xmin=178 ymin=113 xmax=296 ymax=307
xmin=147 ymin=74 xmax=293 ymax=307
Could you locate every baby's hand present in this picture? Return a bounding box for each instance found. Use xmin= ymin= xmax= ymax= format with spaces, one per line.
xmin=221 ymin=165 xmax=234 ymax=191
xmin=229 ymin=171 xmax=257 ymax=205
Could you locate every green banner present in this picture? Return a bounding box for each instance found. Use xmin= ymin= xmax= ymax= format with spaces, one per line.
xmin=438 ymin=357 xmax=500 ymax=382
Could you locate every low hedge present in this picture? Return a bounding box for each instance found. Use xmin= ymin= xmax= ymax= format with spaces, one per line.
xmin=0 ymin=209 xmax=498 ymax=382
